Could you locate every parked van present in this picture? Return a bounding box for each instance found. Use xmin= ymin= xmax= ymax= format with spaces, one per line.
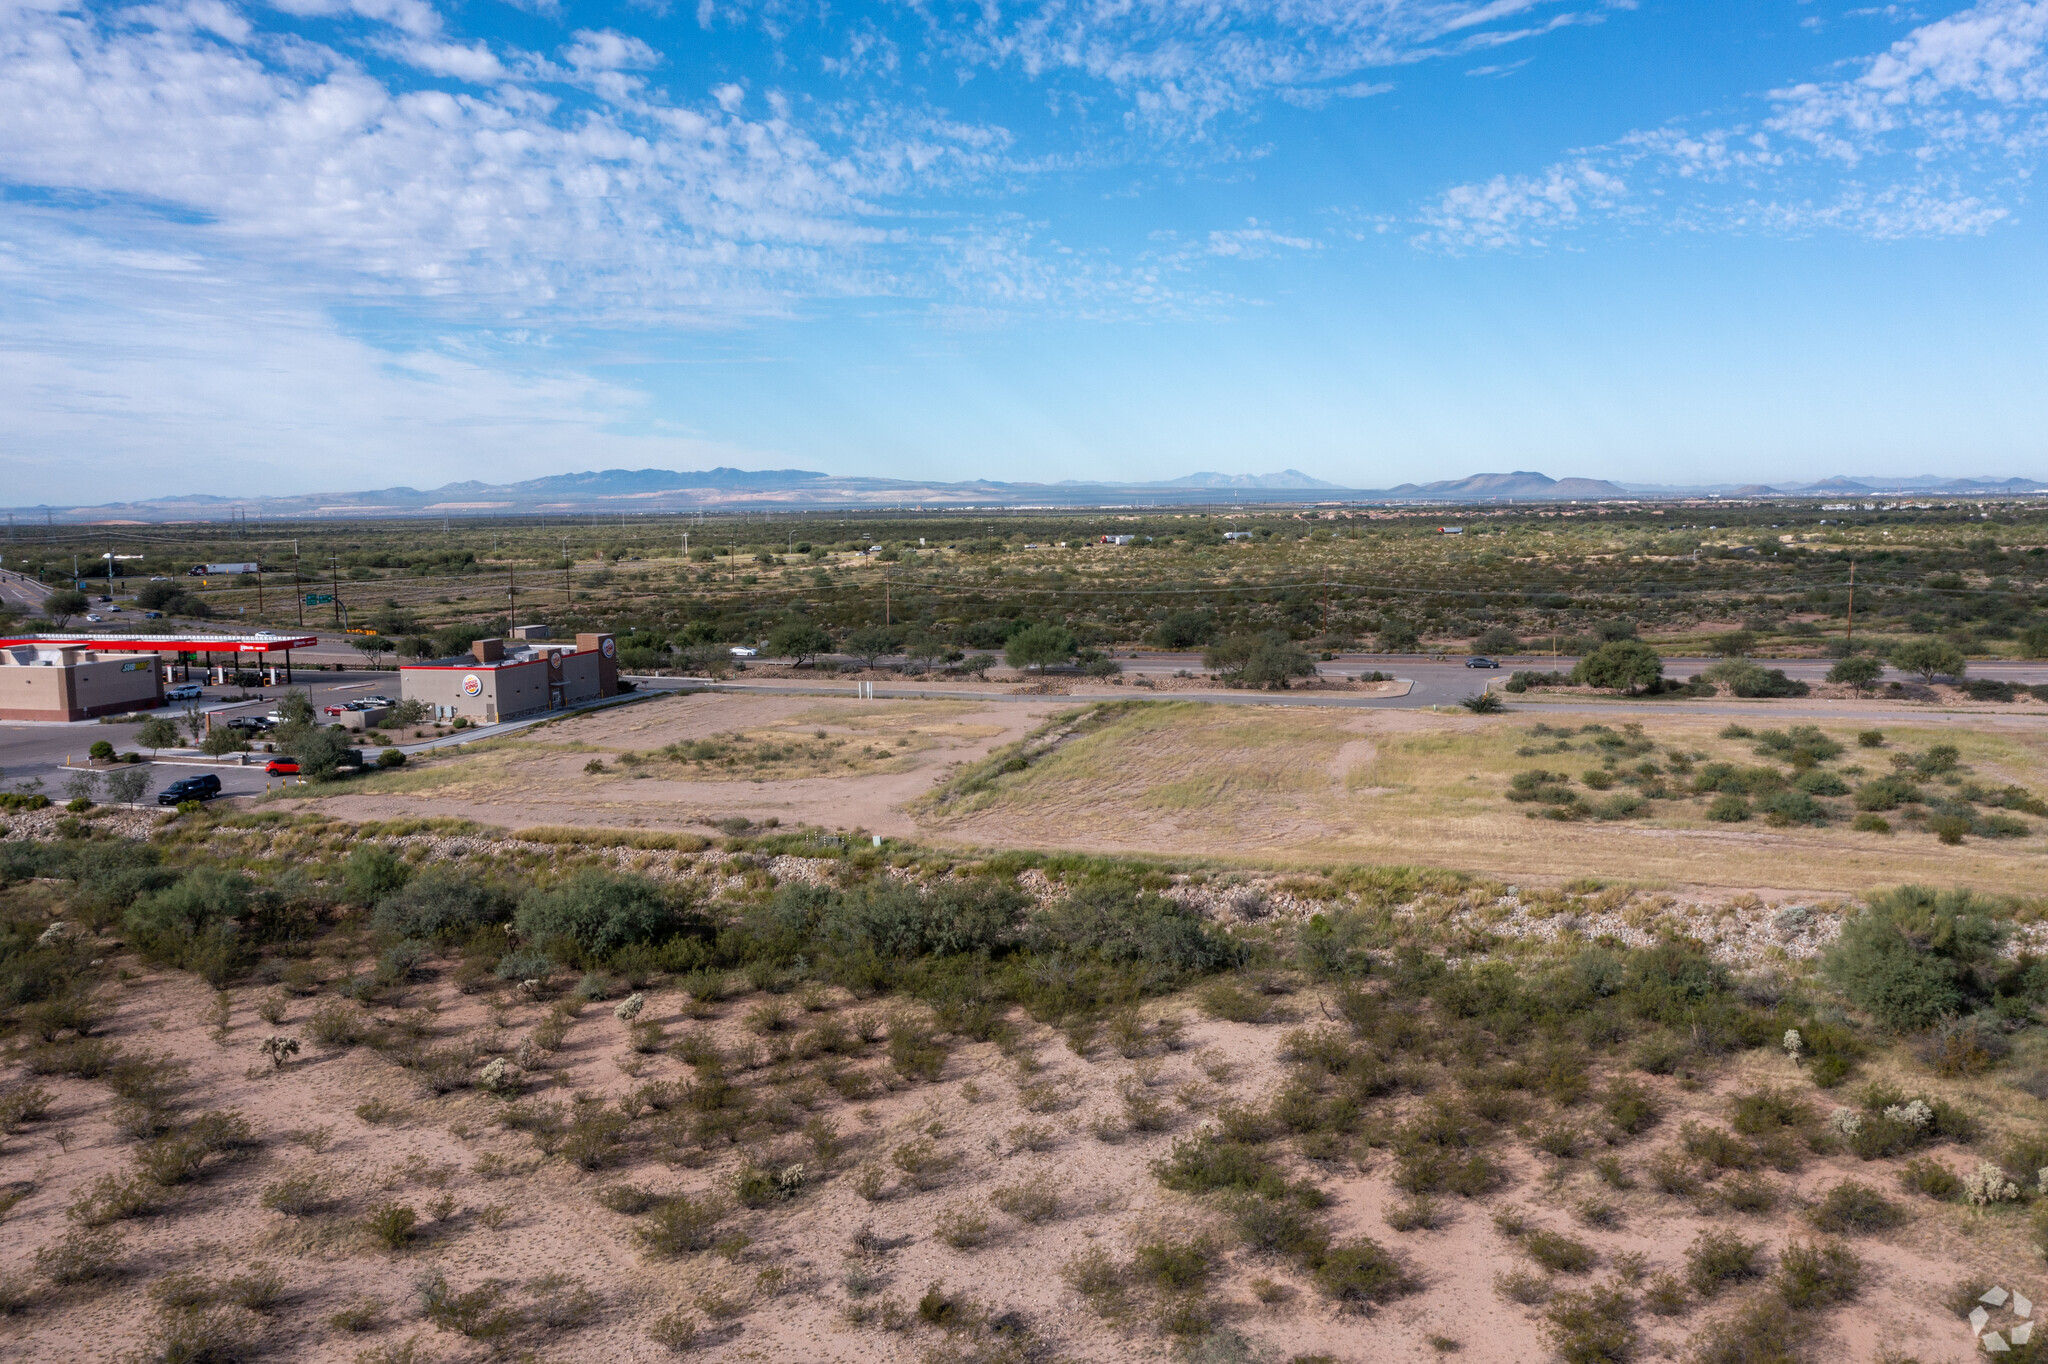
xmin=166 ymin=683 xmax=203 ymax=701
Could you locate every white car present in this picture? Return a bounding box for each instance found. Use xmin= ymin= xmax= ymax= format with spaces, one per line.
xmin=86 ymin=614 xmax=103 ymax=623
xmin=729 ymin=646 xmax=758 ymax=658
xmin=166 ymin=683 xmax=203 ymax=701
xmin=360 ymin=695 xmax=395 ymax=707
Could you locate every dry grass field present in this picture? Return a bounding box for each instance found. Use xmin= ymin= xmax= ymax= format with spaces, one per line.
xmin=919 ymin=702 xmax=2048 ymax=897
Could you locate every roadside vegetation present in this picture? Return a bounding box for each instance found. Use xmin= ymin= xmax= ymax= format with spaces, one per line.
xmin=2 ymin=807 xmax=2046 ymax=1361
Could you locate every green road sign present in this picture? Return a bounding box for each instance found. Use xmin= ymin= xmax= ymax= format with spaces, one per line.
xmin=304 ymin=593 xmax=333 ymax=605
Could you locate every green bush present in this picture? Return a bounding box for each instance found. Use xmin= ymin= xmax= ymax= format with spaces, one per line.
xmin=1685 ymin=1230 xmax=1764 ymax=1297
xmin=1822 ymin=886 xmax=2005 ymax=1031
xmin=1309 ymin=1239 xmax=1413 ymax=1305
xmin=1706 ymin=794 xmax=1750 ymax=823
xmin=373 ymin=866 xmax=515 ymax=941
xmin=515 ymin=870 xmax=687 ymax=962
xmin=343 ymin=846 xmax=410 ymax=907
xmin=1806 ymin=1181 xmax=1904 ymax=1235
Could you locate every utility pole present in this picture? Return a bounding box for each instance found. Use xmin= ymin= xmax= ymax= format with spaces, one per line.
xmin=294 ymin=540 xmax=303 ymax=628
xmin=1321 ymin=569 xmax=1330 ymax=638
xmin=508 ymin=563 xmax=516 ymax=636
xmin=255 ymin=555 xmax=263 ymax=616
xmin=329 ymin=555 xmax=341 ymax=628
xmin=1845 ymin=560 xmax=1856 ymax=650
xmin=884 ymin=569 xmax=891 ymax=627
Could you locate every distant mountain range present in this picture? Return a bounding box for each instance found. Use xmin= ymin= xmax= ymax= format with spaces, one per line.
xmin=11 ymin=467 xmax=2043 ymax=522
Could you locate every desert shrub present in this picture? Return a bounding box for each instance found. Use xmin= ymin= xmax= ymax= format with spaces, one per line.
xmin=636 ymin=1194 xmax=726 ymax=1256
xmin=1642 ymin=1273 xmax=1687 ymax=1316
xmin=1601 ymin=1079 xmax=1659 ymax=1137
xmin=343 ymin=846 xmax=411 ymax=907
xmin=1523 ymin=1231 xmax=1596 ymax=1275
xmin=1061 ymin=1246 xmax=1125 ymax=1313
xmin=372 ymin=866 xmax=514 ymax=941
xmin=1496 ymin=1270 xmax=1553 ymax=1305
xmin=149 ymin=1304 xmax=259 ymax=1363
xmin=990 ymin=1175 xmax=1062 ymax=1224
xmin=1720 ymin=1173 xmax=1779 ymax=1215
xmin=1153 ymin=1134 xmax=1286 ymax=1198
xmin=1808 ymin=1180 xmax=1905 ymax=1234
xmin=887 ymin=1020 xmax=947 ymax=1081
xmin=1730 ymin=1088 xmax=1810 ymax=1137
xmin=1705 ymin=793 xmax=1750 ymax=823
xmin=1384 ymin=1196 xmax=1442 ymax=1232
xmin=259 ymin=1170 xmax=328 ymax=1216
xmin=1543 ymin=1282 xmax=1637 ymax=1364
xmin=1133 ymin=1238 xmax=1211 ymax=1290
xmin=1823 ymin=885 xmax=2006 ymax=1031
xmin=1898 ymin=1157 xmax=1960 ymax=1199
xmin=1688 ymin=1302 xmax=1811 ymax=1364
xmin=891 ymin=1137 xmax=947 ymax=1189
xmin=934 ymin=1204 xmax=992 ymax=1249
xmin=305 ymin=1000 xmax=372 ymax=1048
xmin=1685 ymin=1231 xmax=1764 ymax=1297
xmin=1310 ymin=1239 xmax=1414 ymax=1306
xmin=1774 ymin=1241 xmax=1862 ymax=1309
xmin=35 ymin=1226 xmax=123 ymax=1283
xmin=364 ymin=1203 xmax=417 ymax=1249
xmin=1390 ymin=1102 xmax=1500 ymax=1197
xmin=1226 ymin=1193 xmax=1330 ymax=1260
xmin=515 ymin=870 xmax=688 ymax=963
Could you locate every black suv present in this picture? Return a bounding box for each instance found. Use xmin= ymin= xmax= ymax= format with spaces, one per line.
xmin=157 ymin=773 xmax=223 ymax=805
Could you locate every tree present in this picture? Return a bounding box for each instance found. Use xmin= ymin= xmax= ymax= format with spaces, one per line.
xmin=1472 ymin=626 xmax=1521 ymax=655
xmin=103 ymin=765 xmax=153 ymax=804
xmin=1005 ymin=621 xmax=1077 ymax=674
xmin=902 ymin=630 xmax=952 ymax=674
xmin=1892 ymin=639 xmax=1966 ymax=683
xmin=351 ymin=636 xmax=397 ymax=669
xmin=274 ymin=688 xmax=316 ymax=729
xmin=2020 ymin=623 xmax=2048 ymax=660
xmin=44 ymin=589 xmax=88 ymax=627
xmin=199 ymin=726 xmax=249 ymax=757
xmin=1711 ymin=630 xmax=1757 ymax=658
xmin=137 ymin=716 xmax=182 ymax=754
xmin=388 ymin=697 xmax=430 ymax=727
xmin=1573 ymin=640 xmax=1664 ymax=695
xmin=1826 ymin=656 xmax=1883 ymax=692
xmin=1152 ymin=611 xmax=1217 ymax=649
xmin=286 ymin=724 xmax=359 ymax=781
xmin=766 ymin=616 xmax=832 ymax=666
xmin=844 ymin=625 xmax=901 ymax=671
xmin=1376 ymin=620 xmax=1419 ymax=653
xmin=403 ymin=636 xmax=439 ymax=662
xmin=1204 ymin=632 xmax=1316 ymax=690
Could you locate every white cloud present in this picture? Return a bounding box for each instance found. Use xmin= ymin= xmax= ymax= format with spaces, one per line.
xmin=1418 ymin=0 xmax=2048 ymax=247
xmin=0 ymin=219 xmax=763 ymax=503
xmin=0 ymin=1 xmax=1026 ymax=324
xmin=925 ymin=0 xmax=1623 ymax=136
xmin=394 ymin=39 xmax=505 ymax=80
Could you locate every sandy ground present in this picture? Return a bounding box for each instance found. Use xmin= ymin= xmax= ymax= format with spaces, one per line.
xmin=2 ymin=952 xmax=2035 ymax=1364
xmin=277 ymin=692 xmax=1063 ymax=838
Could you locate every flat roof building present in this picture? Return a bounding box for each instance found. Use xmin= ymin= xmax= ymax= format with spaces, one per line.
xmin=1 ymin=644 xmax=166 ymax=722
xmin=399 ymin=634 xmax=618 ymax=724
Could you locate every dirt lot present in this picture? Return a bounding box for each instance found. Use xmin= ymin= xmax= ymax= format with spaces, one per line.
xmin=281 ymin=693 xmax=1060 ymax=838
xmin=269 ymin=692 xmax=2048 ymax=898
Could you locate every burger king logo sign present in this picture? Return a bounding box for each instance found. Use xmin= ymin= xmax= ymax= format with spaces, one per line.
xmin=600 ymin=637 xmax=616 ymax=659
xmin=461 ymin=674 xmax=483 ymax=698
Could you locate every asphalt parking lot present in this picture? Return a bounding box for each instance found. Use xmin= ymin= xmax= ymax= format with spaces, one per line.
xmin=0 ymin=668 xmax=404 ymax=803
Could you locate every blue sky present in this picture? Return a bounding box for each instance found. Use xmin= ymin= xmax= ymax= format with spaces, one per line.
xmin=5 ymin=0 xmax=2048 ymax=503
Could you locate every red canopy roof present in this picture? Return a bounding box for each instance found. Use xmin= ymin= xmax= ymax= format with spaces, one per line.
xmin=0 ymin=633 xmax=320 ymax=654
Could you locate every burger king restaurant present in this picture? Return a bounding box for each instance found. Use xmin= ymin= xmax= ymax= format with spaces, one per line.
xmin=398 ymin=633 xmax=618 ymax=724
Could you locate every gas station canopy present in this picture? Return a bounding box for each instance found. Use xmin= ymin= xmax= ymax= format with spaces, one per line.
xmin=0 ymin=633 xmax=321 ymax=654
